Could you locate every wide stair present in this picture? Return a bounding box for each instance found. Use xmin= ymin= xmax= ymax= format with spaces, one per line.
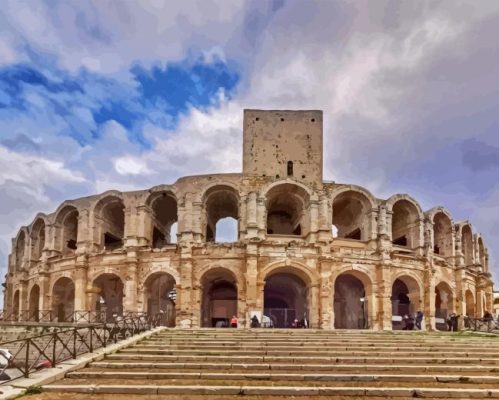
xmin=44 ymin=329 xmax=499 ymax=398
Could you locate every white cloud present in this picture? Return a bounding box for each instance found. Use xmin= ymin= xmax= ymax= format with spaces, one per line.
xmin=114 ymin=156 xmax=152 ymax=176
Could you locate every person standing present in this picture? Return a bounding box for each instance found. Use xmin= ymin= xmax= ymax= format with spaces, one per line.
xmin=415 ymin=311 xmax=423 ymax=330
xmin=230 ymin=315 xmax=238 ymax=328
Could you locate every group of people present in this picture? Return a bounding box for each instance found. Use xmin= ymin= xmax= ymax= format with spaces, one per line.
xmin=401 ymin=310 xmax=424 ymax=330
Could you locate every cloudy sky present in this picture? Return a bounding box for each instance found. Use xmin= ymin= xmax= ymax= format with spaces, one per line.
xmin=1 ymin=0 xmax=499 ymax=289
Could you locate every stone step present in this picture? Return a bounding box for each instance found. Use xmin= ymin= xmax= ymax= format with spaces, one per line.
xmin=136 ymin=341 xmax=499 ymax=349
xmin=66 ymin=370 xmax=499 ymax=384
xmin=90 ymin=360 xmax=499 ymax=373
xmin=42 ymin=384 xmax=499 ymax=397
xmin=123 ymin=347 xmax=499 ymax=357
xmin=106 ymin=353 xmax=499 ymax=365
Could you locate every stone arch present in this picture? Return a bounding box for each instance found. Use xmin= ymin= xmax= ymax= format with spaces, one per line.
xmin=52 ymin=277 xmax=75 ymax=322
xmin=477 ymin=236 xmax=486 ymax=268
xmin=14 ymin=229 xmax=27 ymax=271
xmin=259 ymin=260 xmax=317 ymax=287
xmin=146 ymin=190 xmax=178 ymax=247
xmin=331 ymin=186 xmax=376 ymax=241
xmin=143 ymin=272 xmax=176 ymax=327
xmin=54 ymin=204 xmax=79 ymax=255
xmin=202 ymin=184 xmax=240 ymax=242
xmin=459 ymin=223 xmax=474 ymax=266
xmin=30 ymin=216 xmax=47 ymax=262
xmin=93 ymin=194 xmax=125 ymax=250
xmin=264 ymin=182 xmax=311 ymax=236
xmin=428 ymin=208 xmax=453 ymax=257
xmin=391 ymin=274 xmax=423 ymax=329
xmin=262 ymin=264 xmax=313 ymax=328
xmin=28 ymin=284 xmax=40 ymax=321
xmin=465 ymin=289 xmax=475 ymax=317
xmin=92 ymin=273 xmax=124 ymax=322
xmin=199 ymin=267 xmax=239 ymax=327
xmin=435 ymin=281 xmax=454 ymax=330
xmin=387 ymin=195 xmax=423 ymax=249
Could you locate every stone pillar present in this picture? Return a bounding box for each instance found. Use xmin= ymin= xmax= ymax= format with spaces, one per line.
xmin=135 ymin=205 xmax=151 ymax=247
xmin=309 ymin=284 xmax=320 ymax=328
xmin=377 ymin=206 xmax=388 ymax=238
xmin=318 ymin=195 xmax=331 ymax=241
xmin=246 ymin=192 xmax=258 ymax=239
xmin=38 ymin=272 xmax=50 ymax=316
xmin=256 ymin=196 xmax=266 ymax=239
xmin=375 ymin=264 xmax=392 ymax=331
xmin=425 ymin=267 xmax=436 ymax=331
xmin=19 ymin=280 xmax=28 ymax=321
xmin=123 ymin=249 xmax=139 ymax=313
xmin=367 ymin=208 xmax=379 ymax=241
xmin=177 ymin=251 xmax=194 ymax=327
xmin=309 ymin=198 xmax=319 ymax=243
xmin=318 ymin=258 xmax=333 ymax=329
xmin=74 ymin=260 xmax=89 ymax=322
xmin=245 ymin=246 xmax=259 ymax=327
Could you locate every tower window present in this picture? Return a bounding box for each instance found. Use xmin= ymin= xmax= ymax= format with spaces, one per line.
xmin=287 ymin=161 xmax=293 ymax=176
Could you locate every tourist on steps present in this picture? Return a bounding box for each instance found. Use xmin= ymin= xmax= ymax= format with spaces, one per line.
xmin=415 ymin=311 xmax=424 ymax=330
xmin=250 ymin=314 xmax=260 ymax=328
xmin=230 ymin=315 xmax=238 ymax=328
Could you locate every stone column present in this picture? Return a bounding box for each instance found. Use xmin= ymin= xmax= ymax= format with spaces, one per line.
xmin=19 ymin=280 xmax=28 ymax=321
xmin=245 ymin=245 xmax=259 ymax=327
xmin=246 ymin=192 xmax=258 ymax=239
xmin=256 ymin=196 xmax=266 ymax=239
xmin=74 ymin=259 xmax=89 ymax=322
xmin=308 ymin=199 xmax=319 ymax=243
xmin=177 ymin=250 xmax=194 ymax=327
xmin=309 ymin=284 xmax=320 ymax=328
xmin=123 ymin=248 xmax=139 ymax=313
xmin=425 ymin=266 xmax=436 ymax=331
xmin=135 ymin=205 xmax=151 ymax=247
xmin=375 ymin=263 xmax=392 ymax=331
xmin=319 ymin=258 xmax=333 ymax=329
xmin=38 ymin=272 xmax=50 ymax=317
xmin=318 ymin=195 xmax=331 ymax=241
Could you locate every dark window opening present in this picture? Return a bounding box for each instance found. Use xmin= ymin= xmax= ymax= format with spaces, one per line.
xmin=393 ymin=235 xmax=407 ymax=246
xmin=292 ymin=225 xmax=302 ymax=235
xmin=345 ymin=228 xmax=361 ymax=240
xmin=434 ymin=245 xmax=440 ymax=254
xmin=104 ymin=233 xmax=123 ymax=250
xmin=287 ymin=161 xmax=293 ymax=176
xmin=152 ymin=227 xmax=167 ymax=248
xmin=66 ymin=239 xmax=77 ymax=250
xmin=206 ymin=225 xmax=214 ymax=242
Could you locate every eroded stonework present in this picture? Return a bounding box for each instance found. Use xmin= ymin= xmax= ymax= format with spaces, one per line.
xmin=3 ymin=109 xmax=495 ymax=330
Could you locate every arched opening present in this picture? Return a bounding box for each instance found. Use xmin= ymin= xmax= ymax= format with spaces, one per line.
xmin=391 ymin=276 xmax=421 ymax=329
xmin=334 ymin=273 xmax=369 ymax=329
xmin=31 ymin=219 xmax=45 ymax=261
xmin=93 ymin=273 xmax=124 ymax=322
xmin=12 ymin=290 xmax=20 ymax=321
xmin=266 ymin=183 xmax=309 ymax=236
xmin=15 ymin=231 xmax=26 ymax=271
xmin=28 ymin=285 xmax=40 ymax=321
xmin=433 ymin=212 xmax=452 ymax=257
xmin=56 ymin=206 xmax=79 ymax=254
xmin=435 ymin=281 xmax=453 ymax=331
xmin=203 ymin=186 xmax=239 ymax=242
xmin=332 ymin=190 xmax=372 ymax=241
xmin=52 ymin=277 xmax=75 ymax=322
xmin=96 ymin=197 xmax=125 ymax=250
xmin=144 ymin=272 xmax=176 ymax=327
xmin=478 ymin=237 xmax=486 ymax=267
xmin=391 ymin=200 xmax=420 ymax=249
xmin=263 ymin=270 xmax=309 ymax=328
xmin=148 ymin=192 xmax=178 ymax=248
xmin=461 ymin=225 xmax=473 ymax=266
xmin=465 ymin=289 xmax=475 ymax=317
xmin=201 ymin=268 xmax=238 ymax=327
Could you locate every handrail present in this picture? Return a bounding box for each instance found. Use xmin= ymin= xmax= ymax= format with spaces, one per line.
xmin=464 ymin=316 xmax=499 ymax=333
xmin=0 ymin=313 xmax=162 ymax=382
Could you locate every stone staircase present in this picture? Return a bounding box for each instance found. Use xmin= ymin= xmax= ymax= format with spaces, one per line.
xmin=43 ymin=329 xmax=499 ymax=398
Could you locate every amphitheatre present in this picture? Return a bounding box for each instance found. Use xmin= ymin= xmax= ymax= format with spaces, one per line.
xmin=2 ymin=109 xmax=495 ymax=331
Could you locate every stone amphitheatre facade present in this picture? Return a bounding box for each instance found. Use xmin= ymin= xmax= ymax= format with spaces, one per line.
xmin=2 ymin=110 xmax=495 ymax=330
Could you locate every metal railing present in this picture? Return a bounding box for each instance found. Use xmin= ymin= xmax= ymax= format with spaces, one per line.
xmin=0 ymin=313 xmax=162 ymax=382
xmin=0 ymin=310 xmax=108 ymax=324
xmin=465 ymin=316 xmax=499 ymax=333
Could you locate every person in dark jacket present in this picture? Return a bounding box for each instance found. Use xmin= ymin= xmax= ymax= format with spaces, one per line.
xmin=415 ymin=311 xmax=423 ymax=330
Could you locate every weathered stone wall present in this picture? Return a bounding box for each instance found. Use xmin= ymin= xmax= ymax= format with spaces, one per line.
xmin=3 ymin=109 xmax=494 ymax=330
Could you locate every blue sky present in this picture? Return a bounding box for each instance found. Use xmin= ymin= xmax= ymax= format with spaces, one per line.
xmin=1 ymin=0 xmax=499 ymax=288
